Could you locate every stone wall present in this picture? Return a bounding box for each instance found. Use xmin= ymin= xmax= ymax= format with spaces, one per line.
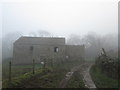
xmin=12 ymin=37 xmax=85 ymax=65
xmin=12 ymin=37 xmax=66 ymax=64
xmin=66 ymin=45 xmax=85 ymax=61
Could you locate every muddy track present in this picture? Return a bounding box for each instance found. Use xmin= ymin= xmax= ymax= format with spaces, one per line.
xmin=81 ymin=63 xmax=96 ymax=89
xmin=59 ymin=63 xmax=96 ymax=89
xmin=59 ymin=64 xmax=84 ymax=88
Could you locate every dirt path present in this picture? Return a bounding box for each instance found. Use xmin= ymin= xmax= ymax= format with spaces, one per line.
xmin=59 ymin=63 xmax=96 ymax=89
xmin=59 ymin=64 xmax=84 ymax=88
xmin=81 ymin=63 xmax=96 ymax=89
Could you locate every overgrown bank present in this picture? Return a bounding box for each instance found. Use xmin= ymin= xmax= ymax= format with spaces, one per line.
xmin=90 ymin=64 xmax=118 ymax=88
xmin=3 ymin=60 xmax=85 ymax=88
xmin=90 ymin=48 xmax=119 ymax=88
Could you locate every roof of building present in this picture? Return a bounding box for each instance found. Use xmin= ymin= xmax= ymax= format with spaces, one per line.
xmin=14 ymin=36 xmax=65 ymax=45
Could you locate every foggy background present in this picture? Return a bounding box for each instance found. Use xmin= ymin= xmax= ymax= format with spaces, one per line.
xmin=0 ymin=0 xmax=118 ymax=61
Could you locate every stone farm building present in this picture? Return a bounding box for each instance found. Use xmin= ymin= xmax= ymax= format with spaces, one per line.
xmin=12 ymin=37 xmax=85 ymax=65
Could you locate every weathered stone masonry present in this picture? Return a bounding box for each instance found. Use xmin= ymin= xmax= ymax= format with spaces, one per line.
xmin=12 ymin=37 xmax=85 ymax=64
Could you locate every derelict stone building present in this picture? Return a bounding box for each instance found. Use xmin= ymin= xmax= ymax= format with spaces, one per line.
xmin=12 ymin=37 xmax=85 ymax=64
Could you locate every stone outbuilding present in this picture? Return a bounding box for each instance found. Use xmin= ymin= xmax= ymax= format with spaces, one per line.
xmin=12 ymin=37 xmax=85 ymax=64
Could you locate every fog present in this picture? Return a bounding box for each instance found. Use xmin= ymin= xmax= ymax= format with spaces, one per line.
xmin=2 ymin=31 xmax=118 ymax=60
xmin=1 ymin=0 xmax=118 ymax=60
xmin=2 ymin=1 xmax=118 ymax=37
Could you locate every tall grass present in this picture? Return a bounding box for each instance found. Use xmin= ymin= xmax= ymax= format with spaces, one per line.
xmin=90 ymin=65 xmax=118 ymax=88
xmin=3 ymin=59 xmax=84 ymax=88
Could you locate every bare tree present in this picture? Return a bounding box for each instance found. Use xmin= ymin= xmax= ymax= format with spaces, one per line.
xmin=28 ymin=30 xmax=53 ymax=37
xmin=28 ymin=32 xmax=37 ymax=37
xmin=67 ymin=32 xmax=118 ymax=59
xmin=67 ymin=34 xmax=83 ymax=45
xmin=38 ymin=30 xmax=52 ymax=37
xmin=2 ymin=32 xmax=22 ymax=60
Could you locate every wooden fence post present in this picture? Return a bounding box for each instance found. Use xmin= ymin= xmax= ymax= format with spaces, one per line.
xmin=9 ymin=61 xmax=11 ymax=82
xmin=51 ymin=59 xmax=53 ymax=68
xmin=43 ymin=58 xmax=46 ymax=69
xmin=33 ymin=59 xmax=35 ymax=74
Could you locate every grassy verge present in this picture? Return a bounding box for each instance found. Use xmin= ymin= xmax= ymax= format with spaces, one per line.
xmin=90 ymin=65 xmax=118 ymax=88
xmin=66 ymin=71 xmax=87 ymax=88
xmin=2 ymin=60 xmax=82 ymax=81
xmin=3 ymin=60 xmax=85 ymax=88
xmin=2 ymin=68 xmax=49 ymax=88
xmin=3 ymin=59 xmax=44 ymax=81
xmin=23 ymin=69 xmax=67 ymax=88
xmin=2 ymin=67 xmax=70 ymax=88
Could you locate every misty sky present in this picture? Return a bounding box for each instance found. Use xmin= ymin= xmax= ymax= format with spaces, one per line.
xmin=1 ymin=0 xmax=118 ymax=38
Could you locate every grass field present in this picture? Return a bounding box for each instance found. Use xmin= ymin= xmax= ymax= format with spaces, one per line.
xmin=90 ymin=64 xmax=118 ymax=88
xmin=22 ymin=69 xmax=67 ymax=88
xmin=2 ymin=58 xmax=44 ymax=81
xmin=3 ymin=63 xmax=43 ymax=81
xmin=2 ymin=59 xmax=85 ymax=88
